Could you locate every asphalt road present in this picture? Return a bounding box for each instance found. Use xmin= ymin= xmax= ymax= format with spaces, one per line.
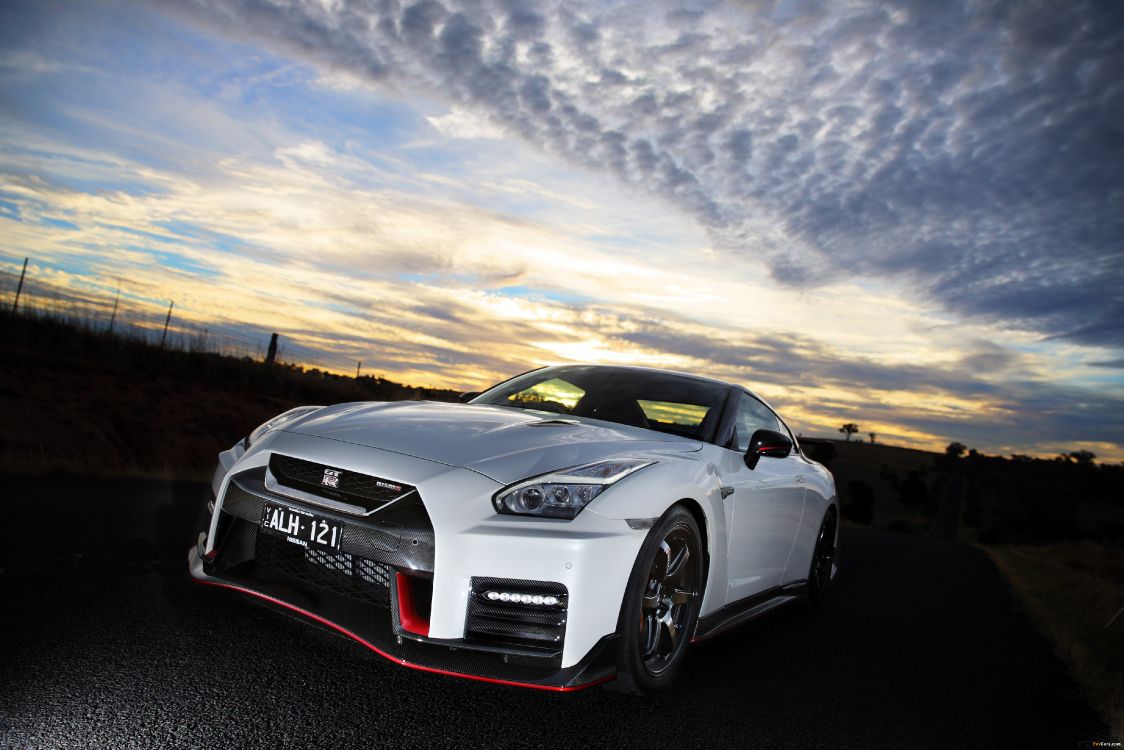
xmin=0 ymin=476 xmax=1108 ymax=749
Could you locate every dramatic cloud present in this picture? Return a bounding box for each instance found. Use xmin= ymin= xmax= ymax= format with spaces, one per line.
xmin=1 ymin=0 xmax=1121 ymax=460
xmin=161 ymin=0 xmax=1124 ymax=346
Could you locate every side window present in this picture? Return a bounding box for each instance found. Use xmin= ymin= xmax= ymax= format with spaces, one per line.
xmin=732 ymin=393 xmax=783 ymax=452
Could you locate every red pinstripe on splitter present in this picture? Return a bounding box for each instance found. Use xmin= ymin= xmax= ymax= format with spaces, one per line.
xmin=193 ymin=578 xmax=614 ymax=692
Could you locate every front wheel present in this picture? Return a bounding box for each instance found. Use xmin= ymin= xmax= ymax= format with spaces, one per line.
xmin=806 ymin=508 xmax=838 ymax=608
xmin=612 ymin=506 xmax=703 ymax=693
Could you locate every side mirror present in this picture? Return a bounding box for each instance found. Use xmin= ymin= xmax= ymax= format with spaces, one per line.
xmin=458 ymin=391 xmax=482 ymax=403
xmin=745 ymin=429 xmax=793 ymax=470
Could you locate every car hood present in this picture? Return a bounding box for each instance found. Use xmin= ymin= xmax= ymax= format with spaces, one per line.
xmin=285 ymin=400 xmax=701 ymax=485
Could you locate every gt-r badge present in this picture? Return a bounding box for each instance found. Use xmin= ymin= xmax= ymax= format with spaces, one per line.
xmin=322 ymin=468 xmax=341 ymax=488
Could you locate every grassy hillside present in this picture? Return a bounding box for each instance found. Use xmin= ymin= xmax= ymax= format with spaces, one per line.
xmin=803 ymin=436 xmax=1124 ymax=545
xmin=0 ymin=312 xmax=459 ymax=480
xmin=986 ymin=542 xmax=1124 ymax=741
xmin=813 ymin=439 xmax=942 ymax=529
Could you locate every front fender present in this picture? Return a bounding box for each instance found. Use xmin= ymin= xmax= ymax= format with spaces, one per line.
xmin=585 ymin=456 xmax=729 ymax=618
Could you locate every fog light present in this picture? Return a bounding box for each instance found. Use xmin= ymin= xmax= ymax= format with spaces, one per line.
xmin=483 ymin=591 xmax=561 ymax=606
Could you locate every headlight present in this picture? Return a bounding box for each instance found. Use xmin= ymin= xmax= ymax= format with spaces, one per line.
xmin=243 ymin=406 xmax=323 ymax=449
xmin=492 ymin=459 xmax=656 ymax=520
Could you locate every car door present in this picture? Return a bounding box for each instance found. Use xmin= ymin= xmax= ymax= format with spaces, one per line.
xmin=722 ymin=392 xmax=807 ymax=604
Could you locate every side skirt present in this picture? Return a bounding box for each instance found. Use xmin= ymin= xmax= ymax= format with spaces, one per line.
xmin=691 ymin=580 xmax=807 ymax=642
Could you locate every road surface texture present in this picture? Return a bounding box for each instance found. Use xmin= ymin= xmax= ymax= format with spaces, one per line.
xmin=0 ymin=476 xmax=1108 ymax=749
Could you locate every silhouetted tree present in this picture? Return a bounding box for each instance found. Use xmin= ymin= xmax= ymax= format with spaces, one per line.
xmin=868 ymin=432 xmax=877 ymax=444
xmin=946 ymin=442 xmax=967 ymax=458
xmin=840 ymin=423 xmax=860 ymax=441
xmin=1068 ymin=450 xmax=1096 ymax=465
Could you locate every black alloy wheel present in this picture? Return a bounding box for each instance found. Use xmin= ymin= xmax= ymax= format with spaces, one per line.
xmin=613 ymin=506 xmax=702 ymax=693
xmin=807 ymin=508 xmax=837 ymax=608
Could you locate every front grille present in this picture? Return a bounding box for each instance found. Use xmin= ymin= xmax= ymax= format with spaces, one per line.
xmin=256 ymin=533 xmax=391 ymax=606
xmin=213 ymin=468 xmax=436 ymax=578
xmin=466 ymin=578 xmax=568 ymax=651
xmin=270 ymin=454 xmax=415 ymax=513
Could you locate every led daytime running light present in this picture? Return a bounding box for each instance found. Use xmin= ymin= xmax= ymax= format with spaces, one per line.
xmin=484 ymin=591 xmax=561 ymax=607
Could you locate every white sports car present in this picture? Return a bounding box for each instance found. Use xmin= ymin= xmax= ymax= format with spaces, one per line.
xmin=189 ymin=365 xmax=838 ymax=692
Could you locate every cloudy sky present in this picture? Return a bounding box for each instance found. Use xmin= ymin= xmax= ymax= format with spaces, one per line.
xmin=1 ymin=0 xmax=1122 ymax=459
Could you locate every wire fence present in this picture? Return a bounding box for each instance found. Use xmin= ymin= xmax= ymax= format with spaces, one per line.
xmin=0 ymin=256 xmax=369 ymax=376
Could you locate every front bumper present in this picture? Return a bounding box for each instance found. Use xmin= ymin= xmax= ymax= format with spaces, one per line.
xmin=190 ymin=436 xmax=645 ymax=690
xmin=189 ymin=545 xmax=616 ymax=690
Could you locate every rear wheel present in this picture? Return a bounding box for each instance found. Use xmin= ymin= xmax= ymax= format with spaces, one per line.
xmin=807 ymin=508 xmax=837 ymax=608
xmin=612 ymin=506 xmax=702 ymax=693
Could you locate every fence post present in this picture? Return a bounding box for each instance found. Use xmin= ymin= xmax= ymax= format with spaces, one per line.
xmin=108 ymin=284 xmax=120 ymax=333
xmin=11 ymin=257 xmax=28 ymax=313
xmin=159 ymin=300 xmax=173 ymax=349
xmin=265 ymin=332 xmax=278 ymax=366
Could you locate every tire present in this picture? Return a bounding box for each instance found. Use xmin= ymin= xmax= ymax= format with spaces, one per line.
xmin=611 ymin=506 xmax=703 ymax=694
xmin=806 ymin=507 xmax=838 ymax=609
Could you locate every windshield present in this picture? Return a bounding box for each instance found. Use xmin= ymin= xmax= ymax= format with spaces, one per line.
xmin=473 ymin=366 xmax=729 ymax=442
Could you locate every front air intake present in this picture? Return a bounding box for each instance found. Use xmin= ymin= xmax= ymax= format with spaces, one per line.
xmin=466 ymin=578 xmax=568 ymax=651
xmin=255 ymin=533 xmax=392 ymax=606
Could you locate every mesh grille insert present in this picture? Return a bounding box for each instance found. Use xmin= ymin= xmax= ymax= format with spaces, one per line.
xmin=256 ymin=532 xmax=391 ymax=606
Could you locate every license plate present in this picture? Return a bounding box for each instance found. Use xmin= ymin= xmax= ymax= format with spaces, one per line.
xmin=261 ymin=501 xmax=343 ymax=552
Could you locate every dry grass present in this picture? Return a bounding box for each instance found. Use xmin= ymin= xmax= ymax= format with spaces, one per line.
xmin=985 ymin=542 xmax=1124 ymax=740
xmin=0 ymin=310 xmax=459 ymax=480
